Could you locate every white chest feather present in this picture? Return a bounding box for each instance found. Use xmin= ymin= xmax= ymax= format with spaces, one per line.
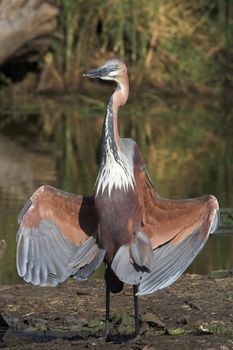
xmin=95 ymin=140 xmax=135 ymax=197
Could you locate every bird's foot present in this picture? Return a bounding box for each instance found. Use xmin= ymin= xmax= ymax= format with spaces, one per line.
xmin=132 ymin=331 xmax=141 ymax=342
xmin=105 ymin=333 xmax=112 ymax=342
xmin=104 ymin=322 xmax=112 ymax=342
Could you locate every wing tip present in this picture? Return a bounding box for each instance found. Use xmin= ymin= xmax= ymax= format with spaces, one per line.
xmin=207 ymin=195 xmax=220 ymax=235
xmin=18 ymin=185 xmax=53 ymax=225
xmin=209 ymin=208 xmax=220 ymax=235
xmin=18 ymin=199 xmax=32 ymax=225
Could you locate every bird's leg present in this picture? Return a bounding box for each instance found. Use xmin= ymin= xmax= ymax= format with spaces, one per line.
xmin=105 ymin=282 xmax=111 ymax=339
xmin=133 ymin=284 xmax=140 ymax=335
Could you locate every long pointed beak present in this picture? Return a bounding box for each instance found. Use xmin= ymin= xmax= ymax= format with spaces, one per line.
xmin=83 ymin=65 xmax=111 ymax=78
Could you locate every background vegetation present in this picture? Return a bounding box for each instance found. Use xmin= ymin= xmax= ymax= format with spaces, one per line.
xmin=0 ymin=0 xmax=232 ymax=94
xmin=54 ymin=0 xmax=232 ymax=94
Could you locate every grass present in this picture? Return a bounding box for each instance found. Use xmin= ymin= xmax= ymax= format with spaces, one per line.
xmin=45 ymin=0 xmax=233 ymax=94
xmin=200 ymin=324 xmax=233 ymax=337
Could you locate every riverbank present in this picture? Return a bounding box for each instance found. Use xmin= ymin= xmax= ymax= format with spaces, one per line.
xmin=0 ymin=273 xmax=232 ymax=349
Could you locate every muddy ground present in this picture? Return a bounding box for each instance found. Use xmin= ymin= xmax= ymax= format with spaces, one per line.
xmin=0 ymin=273 xmax=232 ymax=350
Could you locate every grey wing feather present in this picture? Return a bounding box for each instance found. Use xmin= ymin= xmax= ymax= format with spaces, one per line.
xmin=16 ymin=219 xmax=103 ymax=287
xmin=137 ymin=229 xmax=207 ymax=296
xmin=73 ymin=249 xmax=106 ymax=281
xmin=67 ymin=238 xmax=101 ymax=269
xmin=111 ymin=231 xmax=154 ymax=285
xmin=111 ymin=245 xmax=143 ymax=285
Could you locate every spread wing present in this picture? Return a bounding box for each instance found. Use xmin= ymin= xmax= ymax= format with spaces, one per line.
xmin=136 ymin=168 xmax=220 ymax=295
xmin=16 ymin=185 xmax=105 ymax=287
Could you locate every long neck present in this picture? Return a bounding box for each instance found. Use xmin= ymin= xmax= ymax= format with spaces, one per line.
xmin=100 ymin=74 xmax=129 ymax=165
xmin=95 ymin=74 xmax=134 ymax=196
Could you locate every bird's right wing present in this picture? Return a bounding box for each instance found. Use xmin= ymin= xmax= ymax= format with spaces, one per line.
xmin=17 ymin=185 xmax=105 ymax=287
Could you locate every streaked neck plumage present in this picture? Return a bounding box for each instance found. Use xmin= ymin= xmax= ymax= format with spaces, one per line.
xmin=95 ymin=74 xmax=135 ymax=196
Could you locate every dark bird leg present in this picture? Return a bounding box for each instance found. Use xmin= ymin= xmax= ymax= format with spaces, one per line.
xmin=133 ymin=284 xmax=140 ymax=336
xmin=105 ymin=282 xmax=111 ymax=339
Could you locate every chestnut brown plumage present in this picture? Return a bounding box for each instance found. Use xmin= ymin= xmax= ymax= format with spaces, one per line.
xmin=16 ymin=59 xmax=220 ymax=338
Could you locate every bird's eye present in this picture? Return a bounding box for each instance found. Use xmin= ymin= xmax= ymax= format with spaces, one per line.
xmin=115 ymin=65 xmax=119 ymax=69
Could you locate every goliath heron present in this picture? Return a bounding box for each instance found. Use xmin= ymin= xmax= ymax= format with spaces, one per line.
xmin=16 ymin=59 xmax=219 ymax=337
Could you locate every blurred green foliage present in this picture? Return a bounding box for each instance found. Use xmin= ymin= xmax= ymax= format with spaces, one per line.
xmin=51 ymin=0 xmax=232 ymax=93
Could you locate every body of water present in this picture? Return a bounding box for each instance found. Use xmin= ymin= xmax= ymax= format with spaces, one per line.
xmin=0 ymin=93 xmax=232 ymax=284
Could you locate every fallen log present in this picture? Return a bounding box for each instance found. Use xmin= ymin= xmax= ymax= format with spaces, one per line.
xmin=0 ymin=0 xmax=58 ymax=65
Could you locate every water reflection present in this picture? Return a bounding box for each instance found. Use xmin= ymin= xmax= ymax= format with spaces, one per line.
xmin=0 ymin=134 xmax=57 ymax=284
xmin=0 ymin=94 xmax=232 ymax=284
xmin=0 ymin=135 xmax=57 ymax=200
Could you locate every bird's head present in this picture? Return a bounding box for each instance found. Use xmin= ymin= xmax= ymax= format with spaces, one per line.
xmin=84 ymin=59 xmax=127 ymax=82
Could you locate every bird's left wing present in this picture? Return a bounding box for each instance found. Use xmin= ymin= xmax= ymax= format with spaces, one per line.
xmin=17 ymin=185 xmax=105 ymax=287
xmin=136 ymin=168 xmax=219 ymax=296
xmin=110 ymin=143 xmax=219 ymax=292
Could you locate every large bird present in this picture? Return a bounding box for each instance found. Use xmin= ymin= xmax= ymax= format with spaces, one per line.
xmin=16 ymin=59 xmax=219 ymax=337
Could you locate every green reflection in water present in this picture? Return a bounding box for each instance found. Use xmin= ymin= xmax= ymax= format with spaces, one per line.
xmin=0 ymin=94 xmax=232 ymax=284
xmin=0 ymin=196 xmax=22 ymax=285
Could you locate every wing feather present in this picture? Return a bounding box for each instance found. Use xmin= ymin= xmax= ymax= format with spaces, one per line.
xmin=133 ymin=153 xmax=220 ymax=295
xmin=16 ymin=185 xmax=105 ymax=286
xmin=38 ymin=238 xmax=48 ymax=285
xmin=24 ymin=237 xmax=34 ymax=282
xmin=31 ymin=238 xmax=40 ymax=285
xmin=73 ymin=249 xmax=106 ymax=281
xmin=138 ymin=230 xmax=206 ymax=295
